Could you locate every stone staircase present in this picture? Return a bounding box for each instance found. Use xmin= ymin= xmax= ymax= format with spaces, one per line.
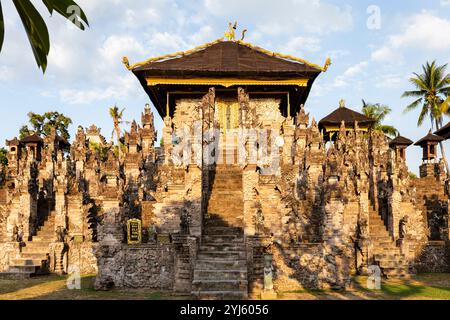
xmin=3 ymin=213 xmax=56 ymax=278
xmin=191 ymin=165 xmax=248 ymax=299
xmin=369 ymin=210 xmax=410 ymax=278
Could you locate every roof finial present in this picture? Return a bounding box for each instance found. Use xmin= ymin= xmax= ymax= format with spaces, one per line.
xmin=323 ymin=57 xmax=332 ymax=72
xmin=122 ymin=56 xmax=131 ymax=70
xmin=224 ymin=21 xmax=237 ymax=41
xmin=339 ymin=99 xmax=346 ymax=108
xmin=241 ymin=29 xmax=248 ymax=41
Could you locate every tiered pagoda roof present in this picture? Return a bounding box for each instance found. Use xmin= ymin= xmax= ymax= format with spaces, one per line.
xmin=20 ymin=134 xmax=43 ymax=144
xmin=414 ymin=130 xmax=444 ymax=146
xmin=124 ymin=35 xmax=330 ymax=118
xmin=319 ymin=100 xmax=375 ymax=130
xmin=389 ymin=135 xmax=413 ymax=147
xmin=434 ymin=122 xmax=450 ymax=140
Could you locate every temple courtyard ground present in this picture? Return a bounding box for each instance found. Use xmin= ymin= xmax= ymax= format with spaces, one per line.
xmin=0 ymin=273 xmax=450 ymax=300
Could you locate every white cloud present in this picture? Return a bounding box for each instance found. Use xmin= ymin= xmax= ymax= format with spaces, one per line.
xmin=441 ymin=0 xmax=450 ymax=7
xmin=0 ymin=66 xmax=13 ymax=82
xmin=372 ymin=12 xmax=450 ymax=62
xmin=374 ymin=74 xmax=405 ymax=89
xmin=283 ymin=36 xmax=321 ymax=56
xmin=333 ymin=61 xmax=369 ymax=88
xmin=203 ymin=0 xmax=353 ymax=35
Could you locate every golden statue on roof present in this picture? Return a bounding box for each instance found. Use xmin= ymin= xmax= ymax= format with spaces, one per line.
xmin=224 ymin=21 xmax=237 ymax=41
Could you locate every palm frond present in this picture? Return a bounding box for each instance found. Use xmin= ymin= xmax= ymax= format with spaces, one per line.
xmin=0 ymin=2 xmax=4 ymax=52
xmin=13 ymin=0 xmax=50 ymax=72
xmin=403 ymin=98 xmax=423 ymax=113
xmin=401 ymin=90 xmax=426 ymax=98
xmin=417 ymin=106 xmax=429 ymax=127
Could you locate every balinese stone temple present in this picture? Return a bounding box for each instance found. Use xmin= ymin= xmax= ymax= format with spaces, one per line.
xmin=0 ymin=28 xmax=449 ymax=299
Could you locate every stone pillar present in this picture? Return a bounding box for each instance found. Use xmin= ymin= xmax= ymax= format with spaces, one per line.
xmin=243 ymin=165 xmax=258 ymax=236
xmin=388 ymin=188 xmax=401 ymax=239
xmin=186 ymin=165 xmax=202 ymax=238
xmin=20 ymin=192 xmax=37 ymax=240
xmin=420 ymin=163 xmax=436 ymax=178
xmin=163 ymin=116 xmax=173 ymax=165
xmin=55 ymin=191 xmax=67 ymax=232
xmin=282 ymin=119 xmax=295 ymax=165
xmin=357 ymin=191 xmax=370 ymax=274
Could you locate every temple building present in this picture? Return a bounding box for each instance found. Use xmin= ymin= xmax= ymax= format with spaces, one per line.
xmin=0 ymin=27 xmax=449 ymax=299
xmin=318 ymin=99 xmax=375 ymax=141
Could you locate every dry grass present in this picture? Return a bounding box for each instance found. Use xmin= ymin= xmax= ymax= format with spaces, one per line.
xmin=0 ymin=275 xmax=182 ymax=300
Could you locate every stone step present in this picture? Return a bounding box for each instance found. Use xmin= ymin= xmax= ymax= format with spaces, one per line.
xmin=22 ymin=246 xmax=52 ymax=252
xmin=192 ymin=279 xmax=248 ymax=292
xmin=31 ymin=236 xmax=56 ymax=242
xmin=374 ymin=253 xmax=405 ymax=260
xmin=199 ymin=244 xmax=245 ymax=252
xmin=194 ymin=269 xmax=247 ymax=280
xmin=195 ymin=259 xmax=247 ymax=270
xmin=7 ymin=265 xmax=38 ymax=274
xmin=21 ymin=253 xmax=48 ymax=260
xmin=191 ymin=290 xmax=248 ymax=300
xmin=203 ymin=227 xmax=243 ymax=236
xmin=11 ymin=258 xmax=46 ymax=267
xmin=197 ymin=251 xmax=246 ymax=260
xmin=378 ymin=260 xmax=408 ymax=268
xmin=202 ymin=235 xmax=244 ymax=243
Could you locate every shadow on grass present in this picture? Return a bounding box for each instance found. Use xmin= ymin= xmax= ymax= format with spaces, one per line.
xmin=0 ymin=275 xmax=171 ymax=300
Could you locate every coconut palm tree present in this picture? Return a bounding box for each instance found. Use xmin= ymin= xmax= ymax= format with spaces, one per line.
xmin=109 ymin=105 xmax=125 ymax=146
xmin=361 ymin=100 xmax=398 ymax=138
xmin=402 ymin=60 xmax=450 ymax=174
xmin=0 ymin=0 xmax=89 ymax=72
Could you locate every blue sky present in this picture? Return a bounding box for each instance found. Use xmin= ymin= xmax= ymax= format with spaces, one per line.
xmin=1 ymin=0 xmax=450 ymax=173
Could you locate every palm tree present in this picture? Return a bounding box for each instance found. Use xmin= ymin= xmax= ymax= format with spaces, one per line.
xmin=361 ymin=100 xmax=398 ymax=138
xmin=109 ymin=105 xmax=125 ymax=147
xmin=0 ymin=0 xmax=89 ymax=72
xmin=402 ymin=60 xmax=450 ymax=174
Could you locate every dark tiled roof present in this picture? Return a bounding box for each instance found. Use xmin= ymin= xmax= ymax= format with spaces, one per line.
xmin=5 ymin=137 xmax=20 ymax=146
xmin=414 ymin=130 xmax=444 ymax=146
xmin=20 ymin=134 xmax=43 ymax=144
xmin=319 ymin=106 xmax=376 ymax=128
xmin=434 ymin=122 xmax=450 ymax=139
xmin=389 ymin=135 xmax=413 ymax=147
xmin=134 ymin=41 xmax=322 ymax=76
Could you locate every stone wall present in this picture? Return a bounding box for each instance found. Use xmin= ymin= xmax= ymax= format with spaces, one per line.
xmin=94 ymin=244 xmax=175 ymax=290
xmin=0 ymin=242 xmax=20 ymax=272
xmin=415 ymin=241 xmax=450 ymax=273
xmin=68 ymin=242 xmax=98 ymax=274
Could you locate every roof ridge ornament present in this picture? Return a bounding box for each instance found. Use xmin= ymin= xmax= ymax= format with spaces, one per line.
xmin=122 ymin=24 xmax=332 ymax=72
xmin=339 ymin=99 xmax=346 ymax=108
xmin=224 ymin=21 xmax=237 ymax=41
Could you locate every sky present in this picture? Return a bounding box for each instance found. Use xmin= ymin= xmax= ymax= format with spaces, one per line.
xmin=1 ymin=0 xmax=450 ymax=173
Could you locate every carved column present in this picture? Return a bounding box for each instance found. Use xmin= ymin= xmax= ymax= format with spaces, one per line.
xmin=243 ymin=165 xmax=258 ymax=236
xmin=186 ymin=165 xmax=202 ymax=238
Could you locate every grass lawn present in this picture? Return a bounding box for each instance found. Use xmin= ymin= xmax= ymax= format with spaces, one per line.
xmin=0 ymin=275 xmax=185 ymax=300
xmin=1 ymin=273 xmax=450 ymax=300
xmin=277 ymin=273 xmax=450 ymax=300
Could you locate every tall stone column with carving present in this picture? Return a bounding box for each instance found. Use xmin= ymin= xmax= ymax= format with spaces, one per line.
xmin=322 ymin=180 xmax=351 ymax=289
xmin=294 ymin=105 xmax=309 ymax=166
xmin=20 ymin=162 xmax=39 ymax=240
xmin=282 ymin=118 xmax=295 ymax=166
xmin=243 ymin=165 xmax=258 ymax=236
xmin=186 ymin=165 xmax=202 ymax=238
xmin=163 ymin=116 xmax=173 ymax=165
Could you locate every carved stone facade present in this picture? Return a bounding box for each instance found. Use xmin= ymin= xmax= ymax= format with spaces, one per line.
xmin=0 ymin=91 xmax=449 ymax=296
